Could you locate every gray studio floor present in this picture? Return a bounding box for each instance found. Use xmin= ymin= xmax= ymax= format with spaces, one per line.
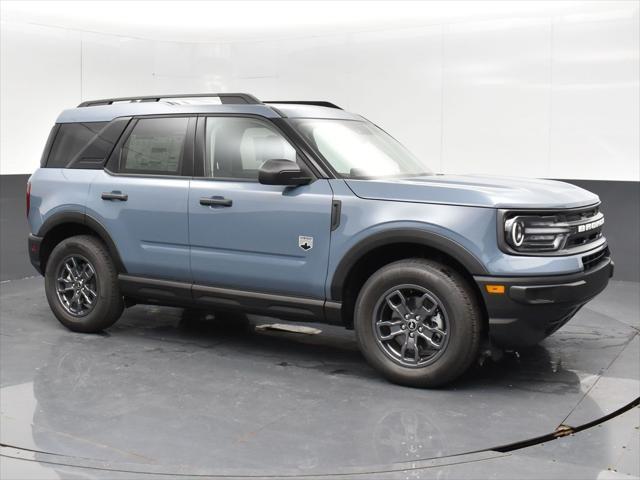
xmin=0 ymin=274 xmax=638 ymax=479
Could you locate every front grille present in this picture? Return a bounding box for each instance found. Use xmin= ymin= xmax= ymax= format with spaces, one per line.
xmin=501 ymin=205 xmax=606 ymax=255
xmin=559 ymin=207 xmax=605 ymax=250
xmin=582 ymin=247 xmax=610 ymax=271
xmin=567 ymin=230 xmax=602 ymax=248
xmin=562 ymin=207 xmax=599 ymax=223
xmin=564 ymin=207 xmax=604 ymax=249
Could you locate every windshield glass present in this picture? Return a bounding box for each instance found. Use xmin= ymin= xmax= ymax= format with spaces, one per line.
xmin=291 ymin=119 xmax=432 ymax=179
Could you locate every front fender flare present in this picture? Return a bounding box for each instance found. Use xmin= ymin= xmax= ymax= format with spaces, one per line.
xmin=329 ymin=228 xmax=488 ymax=301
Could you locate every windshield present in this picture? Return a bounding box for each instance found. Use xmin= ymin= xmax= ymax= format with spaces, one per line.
xmin=291 ymin=118 xmax=432 ymax=179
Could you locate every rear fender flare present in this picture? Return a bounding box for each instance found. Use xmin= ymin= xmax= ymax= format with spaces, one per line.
xmin=37 ymin=211 xmax=127 ymax=273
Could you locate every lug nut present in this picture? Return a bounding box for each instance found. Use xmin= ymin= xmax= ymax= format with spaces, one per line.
xmin=418 ymin=327 xmax=423 ymax=332
xmin=401 ymin=325 xmax=406 ymax=330
xmin=409 ymin=332 xmax=414 ymax=338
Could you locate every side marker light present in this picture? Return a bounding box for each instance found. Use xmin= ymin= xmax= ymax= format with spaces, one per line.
xmin=485 ymin=285 xmax=505 ymax=294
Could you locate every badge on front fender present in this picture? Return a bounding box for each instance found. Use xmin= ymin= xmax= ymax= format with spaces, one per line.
xmin=299 ymin=236 xmax=313 ymax=251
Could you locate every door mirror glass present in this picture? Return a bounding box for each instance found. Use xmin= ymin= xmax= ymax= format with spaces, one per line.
xmin=258 ymin=159 xmax=312 ymax=186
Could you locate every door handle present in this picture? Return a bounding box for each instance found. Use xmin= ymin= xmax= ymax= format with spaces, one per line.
xmin=101 ymin=191 xmax=128 ymax=201
xmin=200 ymin=196 xmax=232 ymax=207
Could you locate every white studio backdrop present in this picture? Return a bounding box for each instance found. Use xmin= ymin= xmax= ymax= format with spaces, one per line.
xmin=1 ymin=1 xmax=638 ymax=180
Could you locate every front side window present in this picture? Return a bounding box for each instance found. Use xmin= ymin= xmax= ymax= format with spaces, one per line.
xmin=204 ymin=117 xmax=297 ymax=180
xmin=119 ymin=117 xmax=189 ymax=175
xmin=291 ymin=119 xmax=432 ymax=179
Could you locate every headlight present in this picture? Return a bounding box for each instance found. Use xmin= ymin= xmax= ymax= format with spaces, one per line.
xmin=508 ymin=219 xmax=526 ymax=247
xmin=499 ymin=206 xmax=605 ymax=255
xmin=504 ymin=216 xmax=569 ymax=251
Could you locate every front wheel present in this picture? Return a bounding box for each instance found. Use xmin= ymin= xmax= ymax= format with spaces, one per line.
xmin=354 ymin=259 xmax=482 ymax=388
xmin=45 ymin=235 xmax=124 ymax=333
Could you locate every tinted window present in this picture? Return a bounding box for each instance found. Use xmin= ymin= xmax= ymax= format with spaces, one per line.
xmin=46 ymin=122 xmax=108 ymax=168
xmin=119 ymin=117 xmax=189 ymax=175
xmin=70 ymin=118 xmax=130 ymax=169
xmin=205 ymin=117 xmax=297 ymax=180
xmin=40 ymin=125 xmax=60 ymax=167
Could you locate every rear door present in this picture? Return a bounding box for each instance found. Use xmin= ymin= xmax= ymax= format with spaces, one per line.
xmin=86 ymin=116 xmax=195 ymax=281
xmin=188 ymin=115 xmax=333 ymax=299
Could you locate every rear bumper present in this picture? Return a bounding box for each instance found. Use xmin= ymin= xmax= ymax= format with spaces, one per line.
xmin=28 ymin=234 xmax=43 ymax=275
xmin=475 ymin=255 xmax=614 ymax=348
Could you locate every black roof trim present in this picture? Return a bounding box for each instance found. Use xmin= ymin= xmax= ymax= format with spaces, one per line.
xmin=264 ymin=101 xmax=342 ymax=110
xmin=78 ymin=93 xmax=261 ymax=108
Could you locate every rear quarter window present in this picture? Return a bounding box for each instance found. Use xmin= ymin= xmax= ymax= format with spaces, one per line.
xmin=45 ymin=119 xmax=129 ymax=169
xmin=40 ymin=125 xmax=60 ymax=167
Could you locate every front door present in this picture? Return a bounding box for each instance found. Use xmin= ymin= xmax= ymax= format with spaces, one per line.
xmin=188 ymin=116 xmax=333 ymax=299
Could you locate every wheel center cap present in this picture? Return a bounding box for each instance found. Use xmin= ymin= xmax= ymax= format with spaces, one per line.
xmin=407 ymin=319 xmax=418 ymax=331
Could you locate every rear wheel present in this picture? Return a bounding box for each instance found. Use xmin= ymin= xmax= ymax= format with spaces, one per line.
xmin=354 ymin=259 xmax=481 ymax=387
xmin=45 ymin=235 xmax=124 ymax=333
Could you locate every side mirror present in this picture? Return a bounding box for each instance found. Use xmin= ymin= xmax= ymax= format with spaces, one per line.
xmin=258 ymin=159 xmax=312 ymax=186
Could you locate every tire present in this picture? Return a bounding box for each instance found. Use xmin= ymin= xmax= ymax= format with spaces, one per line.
xmin=354 ymin=259 xmax=481 ymax=388
xmin=45 ymin=235 xmax=124 ymax=333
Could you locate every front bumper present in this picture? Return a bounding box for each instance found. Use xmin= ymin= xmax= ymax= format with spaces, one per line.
xmin=474 ymin=254 xmax=614 ymax=348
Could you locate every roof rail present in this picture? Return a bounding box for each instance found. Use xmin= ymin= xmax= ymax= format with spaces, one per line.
xmin=78 ymin=93 xmax=261 ymax=108
xmin=264 ymin=101 xmax=342 ymax=110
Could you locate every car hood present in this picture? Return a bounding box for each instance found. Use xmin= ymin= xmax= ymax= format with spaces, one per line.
xmin=344 ymin=175 xmax=600 ymax=209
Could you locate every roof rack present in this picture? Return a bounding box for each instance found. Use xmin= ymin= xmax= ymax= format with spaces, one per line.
xmin=78 ymin=93 xmax=261 ymax=108
xmin=264 ymin=101 xmax=342 ymax=110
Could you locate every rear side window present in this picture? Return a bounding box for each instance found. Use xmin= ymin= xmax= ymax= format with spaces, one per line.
xmin=45 ymin=120 xmax=129 ymax=169
xmin=40 ymin=125 xmax=60 ymax=167
xmin=46 ymin=122 xmax=107 ymax=167
xmin=119 ymin=117 xmax=189 ymax=175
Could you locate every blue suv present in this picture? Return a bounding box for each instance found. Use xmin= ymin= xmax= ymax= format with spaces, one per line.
xmin=27 ymin=93 xmax=613 ymax=387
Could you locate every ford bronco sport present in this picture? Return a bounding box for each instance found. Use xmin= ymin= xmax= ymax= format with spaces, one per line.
xmin=27 ymin=93 xmax=613 ymax=387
